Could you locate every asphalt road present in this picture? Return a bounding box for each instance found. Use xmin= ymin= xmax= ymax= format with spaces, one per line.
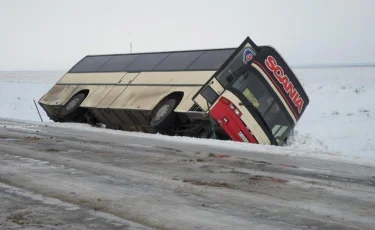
xmin=0 ymin=119 xmax=374 ymax=230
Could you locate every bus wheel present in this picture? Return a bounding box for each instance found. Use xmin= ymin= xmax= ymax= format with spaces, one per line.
xmin=198 ymin=129 xmax=213 ymax=139
xmin=150 ymin=97 xmax=178 ymax=131
xmin=60 ymin=93 xmax=86 ymax=119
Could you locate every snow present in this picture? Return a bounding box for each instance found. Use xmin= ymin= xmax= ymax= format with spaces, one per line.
xmin=1 ymin=182 xmax=152 ymax=229
xmin=1 ymin=67 xmax=375 ymax=162
xmin=28 ymin=121 xmax=373 ymax=166
xmin=290 ymin=67 xmax=375 ymax=159
xmin=0 ymin=71 xmax=62 ymax=121
xmin=1 ymin=182 xmax=81 ymax=211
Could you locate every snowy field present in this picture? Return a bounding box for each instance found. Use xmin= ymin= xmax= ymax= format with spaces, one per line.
xmin=0 ymin=67 xmax=374 ymax=162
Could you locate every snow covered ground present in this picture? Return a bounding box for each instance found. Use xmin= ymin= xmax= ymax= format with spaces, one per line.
xmin=1 ymin=119 xmax=374 ymax=229
xmin=1 ymin=69 xmax=375 ymax=229
xmin=291 ymin=67 xmax=375 ymax=159
xmin=0 ymin=67 xmax=374 ymax=162
xmin=0 ymin=71 xmax=62 ymax=121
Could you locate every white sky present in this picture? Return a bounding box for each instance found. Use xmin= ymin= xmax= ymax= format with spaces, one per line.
xmin=0 ymin=0 xmax=374 ymax=71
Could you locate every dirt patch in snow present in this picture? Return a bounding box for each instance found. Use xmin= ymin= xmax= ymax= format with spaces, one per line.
xmin=44 ymin=148 xmax=60 ymax=152
xmin=249 ymin=175 xmax=288 ymax=183
xmin=182 ymin=179 xmax=234 ymax=188
xmin=24 ymin=136 xmax=41 ymax=142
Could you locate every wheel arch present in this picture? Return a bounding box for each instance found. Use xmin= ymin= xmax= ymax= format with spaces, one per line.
xmin=64 ymin=89 xmax=90 ymax=106
xmin=151 ymin=91 xmax=184 ymax=113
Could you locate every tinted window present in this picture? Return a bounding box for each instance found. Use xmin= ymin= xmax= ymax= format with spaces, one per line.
xmin=233 ymin=69 xmax=275 ymax=116
xmin=125 ymin=53 xmax=170 ymax=71
xmin=97 ymin=54 xmax=140 ymax=72
xmin=69 ymin=56 xmax=112 ymax=73
xmin=154 ymin=51 xmax=204 ymax=71
xmin=188 ymin=49 xmax=235 ymax=70
xmin=216 ymin=45 xmax=257 ymax=87
xmin=201 ymin=85 xmax=219 ymax=104
xmin=232 ymin=68 xmax=293 ymax=144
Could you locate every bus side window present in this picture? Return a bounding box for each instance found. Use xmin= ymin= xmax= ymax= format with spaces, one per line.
xmin=272 ymin=125 xmax=288 ymax=138
xmin=201 ymin=86 xmax=219 ymax=105
xmin=226 ymin=74 xmax=234 ymax=83
xmin=216 ymin=69 xmax=235 ymax=88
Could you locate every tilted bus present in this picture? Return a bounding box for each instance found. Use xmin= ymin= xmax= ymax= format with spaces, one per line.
xmin=39 ymin=36 xmax=309 ymax=145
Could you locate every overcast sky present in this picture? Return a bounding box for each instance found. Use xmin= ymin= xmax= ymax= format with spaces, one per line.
xmin=0 ymin=0 xmax=374 ymax=71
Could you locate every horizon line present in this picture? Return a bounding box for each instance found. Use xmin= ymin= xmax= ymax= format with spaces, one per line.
xmin=1 ymin=63 xmax=375 ymax=72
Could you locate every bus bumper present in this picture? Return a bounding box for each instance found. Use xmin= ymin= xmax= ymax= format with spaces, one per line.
xmin=210 ymin=97 xmax=258 ymax=144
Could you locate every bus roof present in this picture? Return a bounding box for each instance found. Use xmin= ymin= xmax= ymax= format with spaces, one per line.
xmin=68 ymin=47 xmax=237 ymax=73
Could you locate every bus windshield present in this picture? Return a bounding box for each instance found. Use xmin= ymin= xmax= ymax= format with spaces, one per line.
xmin=231 ymin=68 xmax=294 ymax=144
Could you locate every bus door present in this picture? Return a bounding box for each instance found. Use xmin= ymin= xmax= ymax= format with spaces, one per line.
xmin=192 ymin=37 xmax=259 ymax=110
xmin=192 ymin=37 xmax=260 ymax=142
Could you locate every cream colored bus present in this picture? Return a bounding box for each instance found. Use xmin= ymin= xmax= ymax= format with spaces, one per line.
xmin=39 ymin=37 xmax=309 ymax=145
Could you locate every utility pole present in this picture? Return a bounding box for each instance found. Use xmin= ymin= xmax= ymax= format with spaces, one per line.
xmin=130 ymin=42 xmax=132 ymax=53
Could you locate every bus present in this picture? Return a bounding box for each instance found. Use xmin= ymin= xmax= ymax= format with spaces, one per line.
xmin=38 ymin=36 xmax=309 ymax=146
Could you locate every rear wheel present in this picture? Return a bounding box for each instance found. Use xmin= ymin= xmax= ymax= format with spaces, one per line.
xmin=150 ymin=98 xmax=178 ymax=133
xmin=60 ymin=93 xmax=87 ymax=121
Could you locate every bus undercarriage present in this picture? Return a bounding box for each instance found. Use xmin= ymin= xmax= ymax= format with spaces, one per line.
xmin=41 ymin=96 xmax=231 ymax=141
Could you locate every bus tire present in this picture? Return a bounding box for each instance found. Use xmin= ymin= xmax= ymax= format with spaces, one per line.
xmin=150 ymin=97 xmax=178 ymax=131
xmin=60 ymin=93 xmax=86 ymax=119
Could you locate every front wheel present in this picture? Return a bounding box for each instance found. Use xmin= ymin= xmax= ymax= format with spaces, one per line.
xmin=150 ymin=98 xmax=178 ymax=131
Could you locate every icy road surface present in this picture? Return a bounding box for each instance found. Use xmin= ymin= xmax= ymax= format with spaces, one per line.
xmin=0 ymin=119 xmax=375 ymax=230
